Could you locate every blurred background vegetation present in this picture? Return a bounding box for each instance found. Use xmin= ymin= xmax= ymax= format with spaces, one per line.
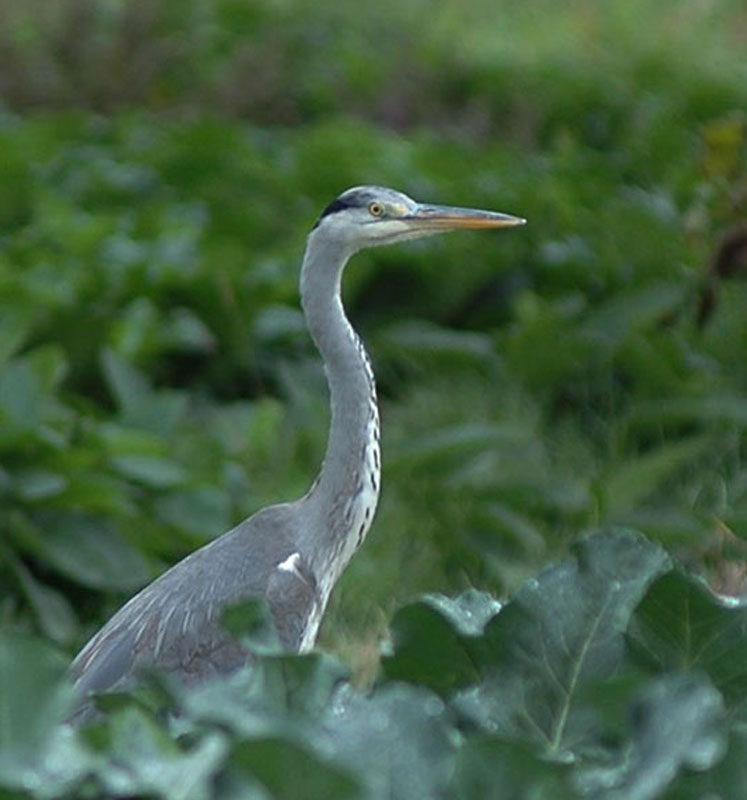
xmin=0 ymin=0 xmax=746 ymax=679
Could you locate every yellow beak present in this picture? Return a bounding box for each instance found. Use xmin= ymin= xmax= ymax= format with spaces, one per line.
xmin=406 ymin=204 xmax=526 ymax=231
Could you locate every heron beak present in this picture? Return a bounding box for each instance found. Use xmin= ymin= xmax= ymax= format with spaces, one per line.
xmin=406 ymin=204 xmax=526 ymax=231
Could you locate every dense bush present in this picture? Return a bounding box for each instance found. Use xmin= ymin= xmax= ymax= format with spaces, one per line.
xmin=1 ymin=0 xmax=746 ymax=796
xmin=4 ymin=530 xmax=747 ymax=799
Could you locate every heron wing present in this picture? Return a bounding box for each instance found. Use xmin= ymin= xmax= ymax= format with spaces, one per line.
xmin=266 ymin=551 xmax=322 ymax=650
xmin=67 ymin=503 xmax=305 ymax=722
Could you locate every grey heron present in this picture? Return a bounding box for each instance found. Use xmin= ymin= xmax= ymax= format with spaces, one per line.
xmin=68 ymin=185 xmax=524 ymax=722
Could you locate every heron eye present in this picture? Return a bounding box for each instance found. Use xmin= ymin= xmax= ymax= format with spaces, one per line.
xmin=368 ymin=202 xmax=385 ymax=217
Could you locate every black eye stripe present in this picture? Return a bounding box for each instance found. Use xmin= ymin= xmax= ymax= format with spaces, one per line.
xmin=320 ymin=198 xmax=351 ymax=219
xmin=313 ymin=198 xmax=351 ymax=229
xmin=313 ymin=189 xmax=387 ymax=229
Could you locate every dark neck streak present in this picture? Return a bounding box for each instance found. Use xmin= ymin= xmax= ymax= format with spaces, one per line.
xmin=298 ymin=233 xmax=379 ymax=579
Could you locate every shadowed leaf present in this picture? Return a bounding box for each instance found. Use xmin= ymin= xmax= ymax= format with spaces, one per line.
xmin=383 ymin=601 xmax=481 ymax=695
xmin=454 ymin=736 xmax=571 ymax=800
xmin=94 ymin=707 xmax=227 ymax=800
xmin=588 ymin=673 xmax=725 ymax=800
xmin=230 ymin=737 xmax=359 ymax=800
xmin=0 ymin=632 xmax=74 ymax=789
xmin=15 ymin=512 xmax=152 ymax=591
xmin=455 ymin=529 xmax=671 ymax=753
xmin=628 ymin=570 xmax=747 ymax=714
xmin=324 ymin=684 xmax=457 ymax=800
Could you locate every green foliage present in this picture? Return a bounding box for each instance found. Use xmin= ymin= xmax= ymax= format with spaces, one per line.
xmin=629 ymin=571 xmax=747 ymax=712
xmin=0 ymin=0 xmax=746 ymax=795
xmin=3 ymin=530 xmax=747 ymax=798
xmin=2 ymin=94 xmax=740 ymax=651
xmin=452 ymin=531 xmax=671 ymax=752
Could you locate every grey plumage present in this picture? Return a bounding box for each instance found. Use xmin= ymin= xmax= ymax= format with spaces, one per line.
xmin=68 ymin=185 xmax=524 ymax=722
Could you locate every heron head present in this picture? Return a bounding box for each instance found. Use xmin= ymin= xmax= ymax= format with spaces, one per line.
xmin=311 ymin=185 xmax=525 ymax=252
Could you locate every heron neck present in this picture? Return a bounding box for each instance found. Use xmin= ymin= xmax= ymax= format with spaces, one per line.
xmin=298 ymin=234 xmax=381 ymax=588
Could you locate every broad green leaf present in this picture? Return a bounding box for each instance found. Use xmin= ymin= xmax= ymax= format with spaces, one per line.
xmin=0 ymin=359 xmax=42 ymax=429
xmin=110 ymin=454 xmax=186 ymax=488
xmin=182 ymin=650 xmax=349 ymax=727
xmin=662 ymin=725 xmax=747 ymax=800
xmin=177 ymin=671 xmax=278 ymax=737
xmin=25 ymin=344 xmax=69 ymax=393
xmin=324 ymin=684 xmax=457 ymax=800
xmin=54 ymin=470 xmax=138 ymax=517
xmin=240 ymin=653 xmax=350 ymax=719
xmin=453 ymin=736 xmax=571 ymax=800
xmin=97 ymin=421 xmax=171 ymax=454
xmin=100 ymin=349 xmax=187 ymax=433
xmin=0 ymin=632 xmax=70 ymax=782
xmin=0 ymin=307 xmax=34 ymax=367
xmin=254 ymin=305 xmax=307 ymax=343
xmin=383 ymin=601 xmax=482 ymax=695
xmin=230 ymin=737 xmax=359 ymax=800
xmin=455 ymin=529 xmax=671 ymax=753
xmin=95 ymin=707 xmax=227 ymax=800
xmin=628 ymin=570 xmax=747 ymax=714
xmin=154 ymin=486 xmax=232 ymax=536
xmin=589 ymin=673 xmax=725 ymax=800
xmin=164 ymin=307 xmax=215 ymax=352
xmin=13 ymin=469 xmax=68 ymax=501
xmin=7 ymin=553 xmax=78 ymax=644
xmin=101 ymin=347 xmax=151 ymax=416
xmin=13 ymin=512 xmax=152 ymax=591
xmin=383 ymin=592 xmax=501 ymax=697
xmin=110 ymin=297 xmax=160 ymax=359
